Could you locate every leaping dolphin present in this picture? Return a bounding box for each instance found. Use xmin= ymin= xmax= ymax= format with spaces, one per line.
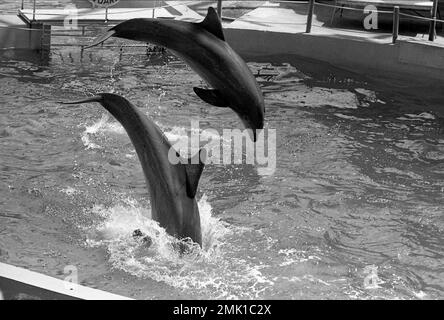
xmin=85 ymin=7 xmax=265 ymax=141
xmin=63 ymin=93 xmax=204 ymax=246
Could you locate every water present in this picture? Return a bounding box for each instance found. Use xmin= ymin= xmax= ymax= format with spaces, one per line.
xmin=1 ymin=2 xmax=444 ymax=300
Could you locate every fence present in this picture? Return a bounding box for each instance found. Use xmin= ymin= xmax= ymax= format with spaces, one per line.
xmin=307 ymin=0 xmax=442 ymax=42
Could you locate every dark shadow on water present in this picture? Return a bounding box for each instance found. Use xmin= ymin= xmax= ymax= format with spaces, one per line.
xmin=245 ymin=53 xmax=444 ymax=108
xmin=0 ymin=49 xmax=50 ymax=66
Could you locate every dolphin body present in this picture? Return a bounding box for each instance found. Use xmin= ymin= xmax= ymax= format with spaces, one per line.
xmin=86 ymin=7 xmax=265 ymax=140
xmin=63 ymin=93 xmax=204 ymax=246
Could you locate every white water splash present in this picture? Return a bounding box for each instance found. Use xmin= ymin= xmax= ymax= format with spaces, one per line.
xmin=60 ymin=186 xmax=80 ymax=196
xmin=363 ymin=265 xmax=385 ymax=289
xmin=278 ymin=248 xmax=321 ymax=266
xmin=413 ymin=290 xmax=427 ymax=299
xmin=84 ymin=195 xmax=274 ymax=299
xmin=80 ymin=113 xmax=127 ymax=150
xmin=80 ymin=113 xmax=109 ymax=150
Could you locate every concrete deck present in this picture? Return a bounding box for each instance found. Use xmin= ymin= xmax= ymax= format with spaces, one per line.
xmin=227 ymin=2 xmax=444 ymax=45
xmin=0 ymin=262 xmax=132 ymax=300
xmin=223 ymin=1 xmax=444 ymax=80
xmin=0 ymin=15 xmax=43 ymax=50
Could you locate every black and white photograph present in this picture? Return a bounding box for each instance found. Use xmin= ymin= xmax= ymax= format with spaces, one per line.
xmin=0 ymin=0 xmax=443 ymax=305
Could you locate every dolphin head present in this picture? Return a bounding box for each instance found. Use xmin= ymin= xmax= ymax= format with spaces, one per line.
xmin=232 ymin=86 xmax=265 ymax=142
xmin=239 ymin=109 xmax=263 ymax=142
xmin=244 ymin=95 xmax=265 ymax=129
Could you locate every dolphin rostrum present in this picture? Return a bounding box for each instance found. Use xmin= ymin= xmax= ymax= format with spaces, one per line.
xmin=63 ymin=93 xmax=204 ymax=246
xmin=85 ymin=7 xmax=265 ymax=140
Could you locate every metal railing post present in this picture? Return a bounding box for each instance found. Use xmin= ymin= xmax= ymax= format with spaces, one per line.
xmin=217 ymin=0 xmax=223 ymax=18
xmin=306 ymin=0 xmax=315 ymax=33
xmin=21 ymin=0 xmax=24 ymax=10
xmin=429 ymin=0 xmax=438 ymax=41
xmin=392 ymin=6 xmax=399 ymax=43
xmin=32 ymin=0 xmax=36 ymax=21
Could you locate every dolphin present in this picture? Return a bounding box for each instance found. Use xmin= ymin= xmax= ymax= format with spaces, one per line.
xmin=85 ymin=7 xmax=265 ymax=141
xmin=62 ymin=93 xmax=204 ymax=246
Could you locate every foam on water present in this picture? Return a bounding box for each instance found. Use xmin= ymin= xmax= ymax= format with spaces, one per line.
xmin=79 ymin=113 xmax=130 ymax=149
xmin=80 ymin=113 xmax=109 ymax=150
xmin=278 ymin=248 xmax=322 ymax=266
xmin=60 ymin=186 xmax=80 ymax=196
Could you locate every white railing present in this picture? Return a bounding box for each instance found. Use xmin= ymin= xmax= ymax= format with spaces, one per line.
xmin=11 ymin=0 xmax=444 ymax=43
xmin=217 ymin=0 xmax=441 ymax=43
xmin=19 ymin=0 xmax=162 ymax=22
xmin=307 ymin=0 xmax=441 ymax=42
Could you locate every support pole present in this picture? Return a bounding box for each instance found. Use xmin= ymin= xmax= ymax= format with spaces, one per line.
xmin=39 ymin=23 xmax=51 ymax=61
xmin=33 ymin=0 xmax=36 ymax=21
xmin=152 ymin=0 xmax=156 ymax=18
xmin=429 ymin=0 xmax=438 ymax=41
xmin=306 ymin=0 xmax=315 ymax=33
xmin=21 ymin=0 xmax=24 ymax=10
xmin=392 ymin=6 xmax=399 ymax=43
xmin=105 ymin=7 xmax=108 ymax=22
xmin=217 ymin=0 xmax=223 ymax=18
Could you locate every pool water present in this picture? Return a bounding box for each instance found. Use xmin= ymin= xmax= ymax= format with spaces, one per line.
xmin=1 ymin=2 xmax=444 ymax=301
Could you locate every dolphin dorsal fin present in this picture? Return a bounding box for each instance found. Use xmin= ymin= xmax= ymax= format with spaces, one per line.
xmin=185 ymin=148 xmax=206 ymax=198
xmin=199 ymin=7 xmax=225 ymax=41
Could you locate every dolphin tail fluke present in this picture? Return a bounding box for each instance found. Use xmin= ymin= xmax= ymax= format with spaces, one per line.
xmin=60 ymin=96 xmax=104 ymax=105
xmin=84 ymin=30 xmax=116 ymax=49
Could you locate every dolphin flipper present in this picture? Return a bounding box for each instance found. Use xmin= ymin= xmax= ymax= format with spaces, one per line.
xmin=193 ymin=87 xmax=227 ymax=108
xmin=198 ymin=7 xmax=225 ymax=41
xmin=185 ymin=148 xmax=206 ymax=198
